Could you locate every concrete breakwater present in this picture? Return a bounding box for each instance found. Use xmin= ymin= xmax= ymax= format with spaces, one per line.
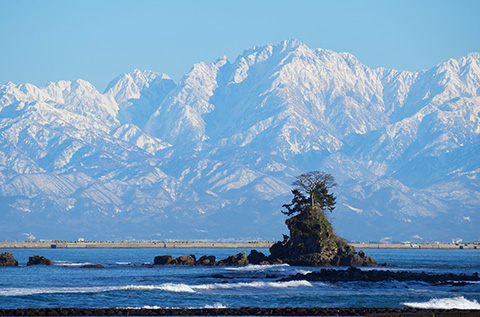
xmin=0 ymin=241 xmax=478 ymax=250
xmin=0 ymin=241 xmax=274 ymax=249
xmin=350 ymin=243 xmax=480 ymax=250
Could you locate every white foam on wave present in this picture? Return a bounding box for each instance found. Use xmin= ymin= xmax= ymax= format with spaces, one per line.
xmin=53 ymin=261 xmax=94 ymax=267
xmin=224 ymin=264 xmax=289 ymax=271
xmin=191 ymin=280 xmax=312 ymax=290
xmin=296 ymin=269 xmax=313 ymax=274
xmin=0 ymin=286 xmax=119 ymax=296
xmin=125 ymin=304 xmax=227 ymax=309
xmin=0 ymin=280 xmax=312 ymax=297
xmin=121 ymin=284 xmax=196 ymax=293
xmin=204 ymin=303 xmax=227 ymax=308
xmin=403 ymin=296 xmax=480 ymax=310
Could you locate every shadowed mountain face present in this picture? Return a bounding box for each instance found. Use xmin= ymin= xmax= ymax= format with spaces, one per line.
xmin=0 ymin=40 xmax=479 ymax=242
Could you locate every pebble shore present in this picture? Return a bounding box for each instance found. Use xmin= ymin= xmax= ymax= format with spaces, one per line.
xmin=0 ymin=307 xmax=479 ymax=316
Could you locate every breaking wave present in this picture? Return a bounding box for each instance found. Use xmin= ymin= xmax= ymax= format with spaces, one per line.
xmin=191 ymin=280 xmax=312 ymax=290
xmin=0 ymin=280 xmax=312 ymax=296
xmin=224 ymin=264 xmax=289 ymax=271
xmin=203 ymin=303 xmax=227 ymax=308
xmin=53 ymin=261 xmax=94 ymax=267
xmin=126 ymin=303 xmax=226 ymax=309
xmin=403 ymin=296 xmax=480 ymax=310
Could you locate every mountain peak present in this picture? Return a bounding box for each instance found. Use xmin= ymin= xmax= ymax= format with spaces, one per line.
xmin=104 ymin=69 xmax=166 ymax=103
xmin=279 ymin=38 xmax=304 ymax=50
xmin=1 ymin=40 xmax=479 ymax=242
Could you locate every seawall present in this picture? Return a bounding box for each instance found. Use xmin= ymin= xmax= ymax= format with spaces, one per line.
xmin=0 ymin=241 xmax=478 ymax=249
xmin=0 ymin=241 xmax=273 ymax=249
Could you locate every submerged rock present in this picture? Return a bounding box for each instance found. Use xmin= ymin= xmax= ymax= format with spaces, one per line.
xmin=283 ymin=266 xmax=480 ymax=284
xmin=0 ymin=252 xmax=18 ymax=266
xmin=27 ymin=255 xmax=53 ymax=266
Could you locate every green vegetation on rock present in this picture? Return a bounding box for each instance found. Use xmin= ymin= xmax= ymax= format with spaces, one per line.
xmin=270 ymin=171 xmax=377 ymax=267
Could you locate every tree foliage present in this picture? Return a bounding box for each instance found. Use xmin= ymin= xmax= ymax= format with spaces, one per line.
xmin=282 ymin=171 xmax=336 ymax=216
xmin=281 ymin=189 xmax=309 ymax=216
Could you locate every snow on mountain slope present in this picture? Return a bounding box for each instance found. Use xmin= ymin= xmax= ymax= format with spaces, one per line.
xmin=0 ymin=40 xmax=479 ymax=242
xmin=106 ymin=69 xmax=176 ymax=128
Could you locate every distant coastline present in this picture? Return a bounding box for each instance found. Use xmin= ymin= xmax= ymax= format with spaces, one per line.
xmin=0 ymin=241 xmax=273 ymax=249
xmin=0 ymin=241 xmax=479 ymax=250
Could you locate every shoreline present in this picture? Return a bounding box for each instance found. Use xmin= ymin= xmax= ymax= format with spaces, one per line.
xmin=0 ymin=241 xmax=274 ymax=249
xmin=0 ymin=241 xmax=479 ymax=250
xmin=0 ymin=307 xmax=478 ymax=316
xmin=350 ymin=242 xmax=480 ymax=250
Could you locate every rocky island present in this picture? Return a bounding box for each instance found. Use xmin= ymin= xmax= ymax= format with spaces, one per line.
xmin=155 ymin=171 xmax=378 ymax=267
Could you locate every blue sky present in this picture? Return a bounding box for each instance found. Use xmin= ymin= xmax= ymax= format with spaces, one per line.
xmin=1 ymin=0 xmax=479 ymax=91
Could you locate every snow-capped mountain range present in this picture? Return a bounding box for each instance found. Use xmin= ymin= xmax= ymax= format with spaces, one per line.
xmin=1 ymin=39 xmax=479 ymax=242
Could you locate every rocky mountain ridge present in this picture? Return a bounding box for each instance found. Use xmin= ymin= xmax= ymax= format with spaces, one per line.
xmin=0 ymin=40 xmax=479 ymax=242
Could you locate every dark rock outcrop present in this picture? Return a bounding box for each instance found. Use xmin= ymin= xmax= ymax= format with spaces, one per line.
xmin=153 ymin=206 xmax=379 ymax=268
xmin=269 ymin=206 xmax=377 ymax=266
xmin=154 ymin=252 xmax=253 ymax=266
xmin=0 ymin=252 xmax=18 ymax=266
xmin=175 ymin=255 xmax=196 ymax=265
xmin=27 ymin=255 xmax=53 ymax=266
xmin=81 ymin=264 xmax=105 ymax=268
xmin=247 ymin=250 xmax=268 ymax=264
xmin=154 ymin=255 xmax=175 ymax=265
xmin=283 ymin=266 xmax=480 ymax=284
xmin=217 ymin=252 xmax=248 ymax=266
xmin=197 ymin=255 xmax=216 ymax=265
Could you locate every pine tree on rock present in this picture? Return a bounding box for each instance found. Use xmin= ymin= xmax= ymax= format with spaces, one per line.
xmin=270 ymin=172 xmax=377 ymax=267
xmin=292 ymin=171 xmax=336 ymax=211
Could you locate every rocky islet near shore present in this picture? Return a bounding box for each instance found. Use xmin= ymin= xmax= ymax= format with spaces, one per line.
xmin=0 ymin=253 xmax=55 ymax=266
xmin=153 ymin=250 xmax=281 ymax=266
xmin=154 ymin=205 xmax=379 ymax=267
xmin=0 ymin=252 xmax=18 ymax=266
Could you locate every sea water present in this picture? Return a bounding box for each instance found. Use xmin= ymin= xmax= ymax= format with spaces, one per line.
xmin=0 ymin=248 xmax=479 ymax=310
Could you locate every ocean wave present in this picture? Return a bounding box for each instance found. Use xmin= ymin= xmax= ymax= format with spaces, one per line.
xmin=122 ymin=280 xmax=312 ymax=292
xmin=296 ymin=269 xmax=313 ymax=275
xmin=191 ymin=280 xmax=312 ymax=290
xmin=53 ymin=261 xmax=94 ymax=267
xmin=223 ymin=264 xmax=289 ymax=271
xmin=120 ymin=284 xmax=196 ymax=293
xmin=0 ymin=280 xmax=312 ymax=297
xmin=0 ymin=286 xmax=119 ymax=296
xmin=403 ymin=296 xmax=480 ymax=310
xmin=203 ymin=303 xmax=227 ymax=308
xmin=125 ymin=304 xmax=227 ymax=309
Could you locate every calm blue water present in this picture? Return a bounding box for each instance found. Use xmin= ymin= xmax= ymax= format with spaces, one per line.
xmin=0 ymin=248 xmax=479 ymax=310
